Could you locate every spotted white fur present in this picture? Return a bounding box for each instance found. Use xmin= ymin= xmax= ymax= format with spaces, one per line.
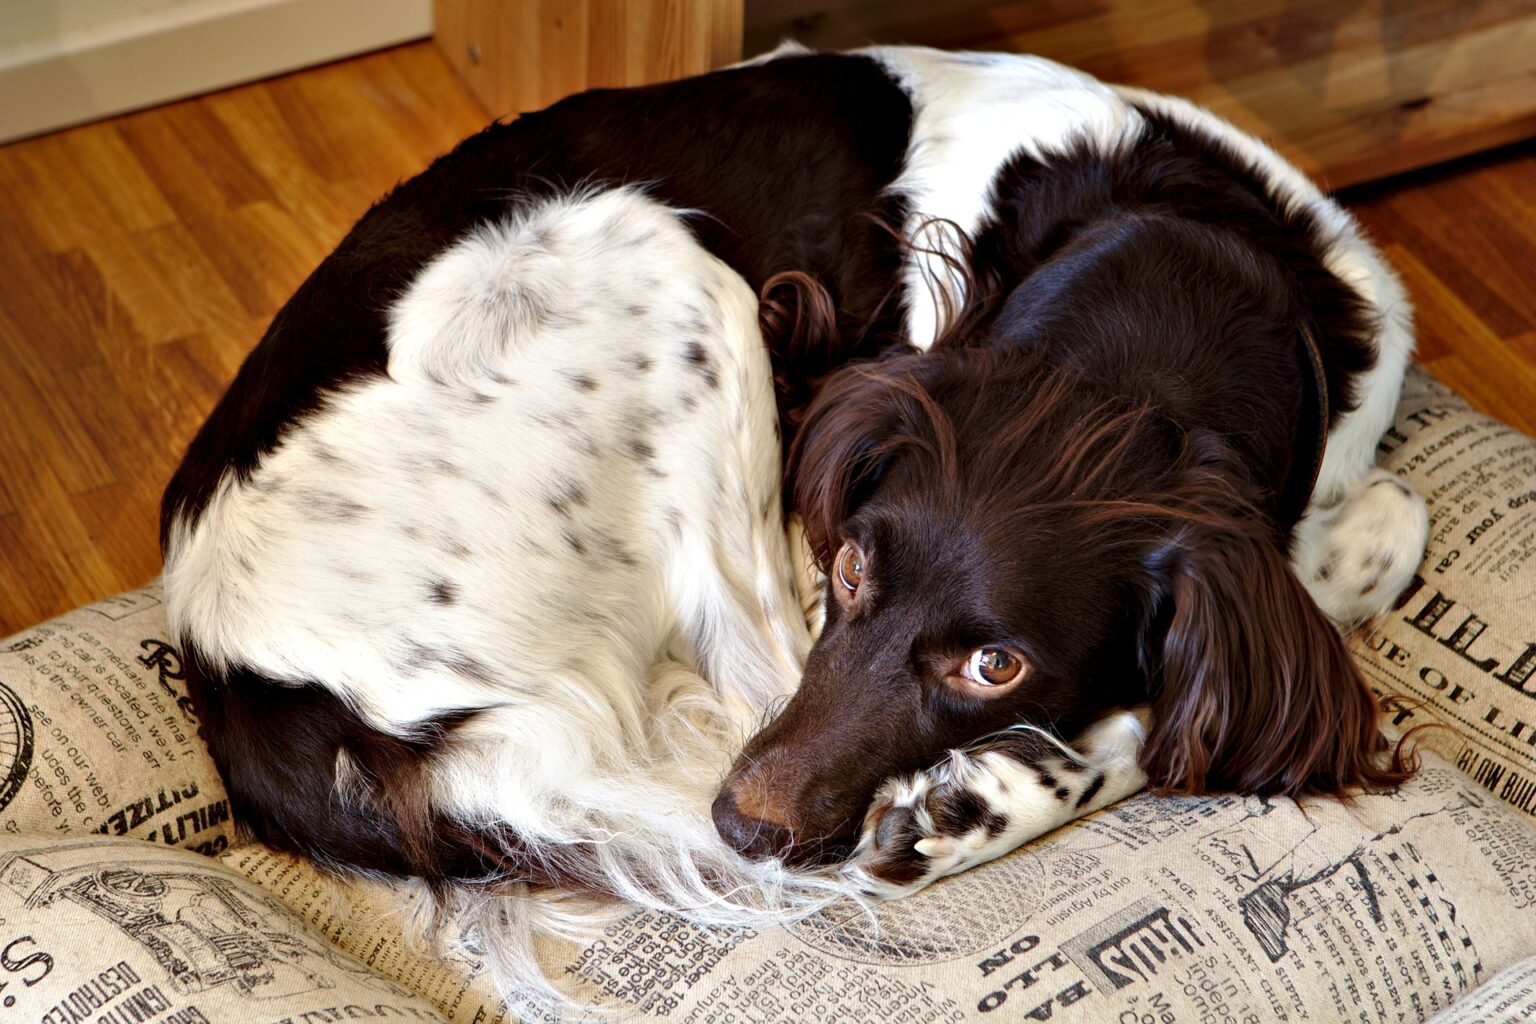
xmin=1292 ymin=468 xmax=1430 ymax=624
xmin=164 ymin=188 xmax=845 ymax=1011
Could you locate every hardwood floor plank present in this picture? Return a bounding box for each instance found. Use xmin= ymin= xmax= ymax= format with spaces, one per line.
xmin=1381 ymin=246 xmax=1536 ymax=434
xmin=115 ymin=106 xmax=274 ymax=233
xmin=0 ymin=515 xmax=67 ymax=630
xmin=9 ymin=139 xmax=126 ymax=254
xmin=1350 ymin=186 xmax=1534 ymax=340
xmin=63 ymin=124 xmax=179 ymax=235
xmin=1508 ymin=331 xmax=1536 ymax=364
xmin=205 ymin=88 xmax=358 ymax=243
xmin=127 ymin=222 xmax=268 ymax=345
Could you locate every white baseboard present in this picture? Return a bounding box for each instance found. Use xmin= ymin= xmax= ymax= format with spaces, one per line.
xmin=0 ymin=0 xmax=433 ymax=143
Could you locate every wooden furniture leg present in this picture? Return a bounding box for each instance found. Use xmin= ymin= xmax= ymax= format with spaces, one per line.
xmin=433 ymin=0 xmax=746 ymax=119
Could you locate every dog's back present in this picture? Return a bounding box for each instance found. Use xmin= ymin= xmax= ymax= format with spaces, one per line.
xmin=161 ymin=190 xmax=839 ymax=1023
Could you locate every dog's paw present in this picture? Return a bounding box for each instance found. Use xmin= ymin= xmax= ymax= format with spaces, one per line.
xmin=844 ymin=712 xmax=1149 ymax=898
xmin=842 ymin=755 xmax=1006 ymax=898
xmin=1294 ymin=468 xmax=1429 ymax=624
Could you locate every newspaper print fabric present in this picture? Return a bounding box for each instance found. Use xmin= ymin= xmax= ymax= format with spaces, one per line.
xmin=210 ymin=760 xmax=1536 ymax=1022
xmin=1425 ymin=954 xmax=1536 ymax=1024
xmin=558 ymin=763 xmax=1536 ymax=1021
xmin=0 ymin=834 xmax=447 ymax=1024
xmin=0 ymin=584 xmax=234 ymax=855
xmin=215 ymin=845 xmax=517 ymax=1024
xmin=1353 ymin=367 xmax=1536 ymax=828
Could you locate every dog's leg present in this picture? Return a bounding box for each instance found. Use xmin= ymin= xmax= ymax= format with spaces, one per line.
xmin=1286 ymin=252 xmax=1425 ymax=626
xmin=1291 ymin=468 xmax=1428 ymax=625
xmin=845 ymin=709 xmax=1149 ymax=897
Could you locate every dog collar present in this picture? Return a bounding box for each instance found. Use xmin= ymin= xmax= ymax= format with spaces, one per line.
xmin=1278 ymin=322 xmax=1329 ymax=525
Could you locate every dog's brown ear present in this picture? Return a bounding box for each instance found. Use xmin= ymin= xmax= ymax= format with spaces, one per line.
xmin=1142 ymin=524 xmax=1412 ymax=797
xmin=787 ymin=356 xmax=947 ymax=567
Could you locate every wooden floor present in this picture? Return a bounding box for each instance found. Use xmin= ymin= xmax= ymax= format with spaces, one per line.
xmin=0 ymin=41 xmax=1533 ymax=635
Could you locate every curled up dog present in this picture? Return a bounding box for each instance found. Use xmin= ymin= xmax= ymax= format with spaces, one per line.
xmin=160 ymin=45 xmax=1429 ymax=1015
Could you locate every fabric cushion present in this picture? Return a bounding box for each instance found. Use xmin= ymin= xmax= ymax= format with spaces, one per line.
xmin=4 ymin=364 xmax=1535 ymax=1022
xmin=0 ymin=587 xmax=232 ymax=853
xmin=1351 ymin=367 xmax=1536 ymax=827
xmin=0 ymin=834 xmax=449 ymax=1023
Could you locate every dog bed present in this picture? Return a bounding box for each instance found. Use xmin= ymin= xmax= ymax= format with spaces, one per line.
xmin=3 ymin=366 xmax=1534 ymax=1023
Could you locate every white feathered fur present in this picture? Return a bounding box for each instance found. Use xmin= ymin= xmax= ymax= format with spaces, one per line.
xmin=164 ymin=188 xmax=853 ymax=1014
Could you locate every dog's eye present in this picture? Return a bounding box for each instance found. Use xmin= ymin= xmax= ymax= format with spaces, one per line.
xmin=835 ymin=543 xmax=865 ymax=594
xmin=964 ymin=647 xmax=1027 ymax=688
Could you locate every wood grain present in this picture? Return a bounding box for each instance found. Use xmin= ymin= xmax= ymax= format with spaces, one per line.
xmin=745 ymin=0 xmax=1536 ymax=190
xmin=0 ymin=43 xmax=488 ymax=635
xmin=1346 ymin=143 xmax=1536 ymax=434
xmin=0 ymin=40 xmax=1531 ymax=636
xmin=433 ymin=0 xmax=744 ymax=119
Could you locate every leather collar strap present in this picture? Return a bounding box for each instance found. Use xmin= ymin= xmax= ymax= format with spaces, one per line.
xmin=1278 ymin=322 xmax=1330 ymax=525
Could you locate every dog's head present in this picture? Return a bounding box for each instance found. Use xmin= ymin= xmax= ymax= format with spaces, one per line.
xmin=713 ymin=344 xmax=1404 ymax=865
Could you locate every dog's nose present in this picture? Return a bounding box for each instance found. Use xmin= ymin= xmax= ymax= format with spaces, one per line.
xmin=711 ymin=788 xmax=795 ymax=861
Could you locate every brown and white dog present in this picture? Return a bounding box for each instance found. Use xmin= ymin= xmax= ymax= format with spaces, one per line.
xmin=161 ymin=45 xmax=1427 ymax=1013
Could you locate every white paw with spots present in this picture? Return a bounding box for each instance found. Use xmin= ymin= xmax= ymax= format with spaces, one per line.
xmin=1293 ymin=468 xmax=1429 ymax=624
xmin=845 ymin=711 xmax=1150 ymax=898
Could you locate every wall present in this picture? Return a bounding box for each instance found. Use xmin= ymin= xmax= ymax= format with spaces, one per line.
xmin=0 ymin=0 xmax=433 ymax=142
